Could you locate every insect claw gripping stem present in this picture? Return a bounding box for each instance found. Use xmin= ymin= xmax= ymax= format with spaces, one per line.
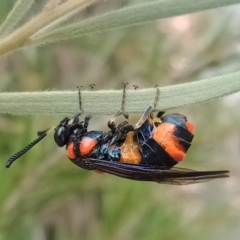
xmin=132 ymin=84 xmax=139 ymax=90
xmin=89 ymin=84 xmax=96 ymax=90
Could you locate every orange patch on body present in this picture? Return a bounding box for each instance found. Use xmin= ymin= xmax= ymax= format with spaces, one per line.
xmin=80 ymin=137 xmax=98 ymax=156
xmin=185 ymin=122 xmax=194 ymax=133
xmin=67 ymin=142 xmax=76 ymax=160
xmin=153 ymin=123 xmax=186 ymax=162
xmin=120 ymin=131 xmax=141 ymax=164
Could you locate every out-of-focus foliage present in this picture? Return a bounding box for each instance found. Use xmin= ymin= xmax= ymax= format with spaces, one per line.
xmin=0 ymin=0 xmax=239 ymax=56
xmin=1 ymin=1 xmax=240 ymax=240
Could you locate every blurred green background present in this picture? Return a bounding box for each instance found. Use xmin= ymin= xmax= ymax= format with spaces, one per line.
xmin=1 ymin=1 xmax=240 ymax=240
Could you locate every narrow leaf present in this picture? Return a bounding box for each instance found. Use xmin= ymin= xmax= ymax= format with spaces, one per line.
xmin=32 ymin=0 xmax=240 ymax=45
xmin=0 ymin=0 xmax=35 ymax=37
xmin=0 ymin=0 xmax=100 ymax=56
xmin=34 ymin=5 xmax=92 ymax=39
xmin=45 ymin=0 xmax=61 ymax=9
xmin=0 ymin=71 xmax=239 ymax=115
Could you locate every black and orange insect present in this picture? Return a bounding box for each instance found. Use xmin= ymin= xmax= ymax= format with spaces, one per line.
xmin=6 ymin=84 xmax=229 ymax=185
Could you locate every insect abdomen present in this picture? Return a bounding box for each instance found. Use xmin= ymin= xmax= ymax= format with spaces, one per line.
xmin=139 ymin=115 xmax=194 ymax=168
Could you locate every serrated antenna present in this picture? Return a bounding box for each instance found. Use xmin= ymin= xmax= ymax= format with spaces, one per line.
xmin=5 ymin=128 xmax=50 ymax=168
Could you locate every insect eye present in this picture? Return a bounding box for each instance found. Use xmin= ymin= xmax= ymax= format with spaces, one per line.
xmin=54 ymin=126 xmax=68 ymax=147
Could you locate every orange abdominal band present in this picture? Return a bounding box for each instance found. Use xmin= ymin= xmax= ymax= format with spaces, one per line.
xmin=185 ymin=122 xmax=194 ymax=133
xmin=152 ymin=123 xmax=186 ymax=162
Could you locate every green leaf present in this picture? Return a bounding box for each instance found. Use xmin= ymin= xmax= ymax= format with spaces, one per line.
xmin=0 ymin=0 xmax=100 ymax=56
xmin=32 ymin=0 xmax=96 ymax=40
xmin=0 ymin=0 xmax=35 ymax=37
xmin=32 ymin=0 xmax=240 ymax=45
xmin=0 ymin=71 xmax=240 ymax=115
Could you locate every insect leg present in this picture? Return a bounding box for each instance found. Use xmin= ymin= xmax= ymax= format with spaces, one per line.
xmin=83 ymin=115 xmax=92 ymax=132
xmin=121 ymin=82 xmax=129 ymax=119
xmin=153 ymin=85 xmax=160 ymax=110
xmin=133 ymin=105 xmax=154 ymax=129
xmin=134 ymin=85 xmax=165 ymax=130
xmin=133 ymin=86 xmax=162 ymax=129
xmin=77 ymin=84 xmax=96 ymax=114
xmin=76 ymin=86 xmax=84 ymax=114
xmin=108 ymin=82 xmax=129 ymax=133
xmin=153 ymin=85 xmax=166 ymax=119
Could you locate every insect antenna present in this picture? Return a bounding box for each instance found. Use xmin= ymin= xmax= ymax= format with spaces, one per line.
xmin=6 ymin=128 xmax=53 ymax=168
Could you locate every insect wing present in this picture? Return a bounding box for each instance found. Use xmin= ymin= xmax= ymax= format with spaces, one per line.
xmin=82 ymin=159 xmax=229 ymax=185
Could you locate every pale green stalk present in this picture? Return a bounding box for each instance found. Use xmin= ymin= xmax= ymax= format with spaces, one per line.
xmin=45 ymin=0 xmax=62 ymax=9
xmin=0 ymin=71 xmax=239 ymax=115
xmin=31 ymin=0 xmax=240 ymax=45
xmin=0 ymin=0 xmax=99 ymax=56
xmin=0 ymin=0 xmax=35 ymax=37
xmin=34 ymin=0 xmax=94 ymax=38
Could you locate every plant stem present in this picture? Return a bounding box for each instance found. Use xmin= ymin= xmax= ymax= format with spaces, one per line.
xmin=0 ymin=71 xmax=240 ymax=115
xmin=0 ymin=0 xmax=99 ymax=56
